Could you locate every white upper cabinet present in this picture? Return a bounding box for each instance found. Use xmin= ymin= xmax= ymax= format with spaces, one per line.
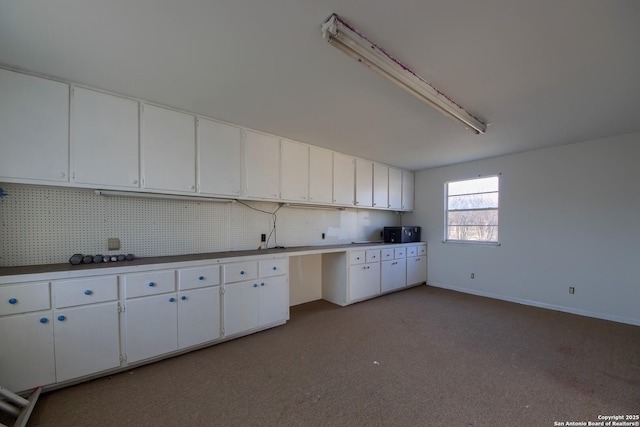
xmin=72 ymin=87 xmax=139 ymax=188
xmin=333 ymin=153 xmax=355 ymax=206
xmin=280 ymin=139 xmax=309 ymax=202
xmin=0 ymin=69 xmax=69 ymax=183
xmin=355 ymin=158 xmax=373 ymax=208
xmin=372 ymin=163 xmax=389 ymax=209
xmin=309 ymin=146 xmax=333 ymax=204
xmin=244 ymin=130 xmax=280 ymax=200
xmin=388 ymin=167 xmax=403 ymax=210
xmin=402 ymin=170 xmax=415 ymax=211
xmin=141 ymin=104 xmax=196 ymax=193
xmin=198 ymin=118 xmax=242 ymax=196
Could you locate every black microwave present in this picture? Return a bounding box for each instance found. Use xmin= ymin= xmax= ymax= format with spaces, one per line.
xmin=383 ymin=226 xmax=421 ymax=243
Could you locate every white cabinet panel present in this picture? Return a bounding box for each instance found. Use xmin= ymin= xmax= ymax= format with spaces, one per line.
xmin=309 ymin=146 xmax=333 ymax=204
xmin=177 ymin=286 xmax=220 ymax=349
xmin=349 ymin=262 xmax=380 ymax=302
xmin=198 ymin=118 xmax=242 ymax=196
xmin=54 ymin=302 xmax=121 ymax=382
xmin=333 ymin=153 xmax=354 ymax=206
xmin=259 ymin=275 xmax=289 ymax=326
xmin=402 ymin=170 xmax=415 ymax=211
xmin=124 ymin=270 xmax=175 ymax=298
xmin=0 ymin=69 xmax=69 ymax=183
xmin=407 ymin=256 xmax=427 ymax=286
xmin=142 ymin=104 xmax=196 ymax=193
xmin=280 ymin=139 xmax=309 ymax=202
xmin=53 ymin=276 xmax=118 ymax=309
xmin=388 ymin=167 xmax=403 ymax=210
xmin=355 ymin=158 xmax=373 ymax=207
xmin=373 ymin=163 xmax=389 ymax=209
xmin=381 ymin=259 xmax=406 ymax=293
xmin=0 ymin=281 xmax=50 ymax=316
xmin=223 ymin=261 xmax=258 ymax=283
xmin=72 ymin=87 xmax=139 ymax=188
xmin=0 ymin=311 xmax=55 ymax=392
xmin=223 ymin=280 xmax=260 ymax=337
xmin=259 ymin=258 xmax=288 ymax=278
xmin=125 ymin=293 xmax=178 ymax=363
xmin=178 ymin=265 xmax=220 ymax=291
xmin=244 ymin=131 xmax=280 ymax=200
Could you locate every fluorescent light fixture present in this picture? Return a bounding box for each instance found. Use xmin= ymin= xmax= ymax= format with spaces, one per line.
xmin=321 ymin=14 xmax=487 ymax=134
xmin=95 ymin=190 xmax=235 ymax=203
xmin=284 ymin=203 xmax=345 ymax=211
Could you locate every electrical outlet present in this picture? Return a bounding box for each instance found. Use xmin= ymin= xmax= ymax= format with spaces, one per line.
xmin=470 ymin=273 xmax=475 ymax=279
xmin=569 ymin=287 xmax=575 ymax=294
xmin=108 ymin=238 xmax=120 ymax=251
xmin=322 ymin=232 xmax=325 ymax=240
xmin=261 ymin=234 xmax=266 ymax=242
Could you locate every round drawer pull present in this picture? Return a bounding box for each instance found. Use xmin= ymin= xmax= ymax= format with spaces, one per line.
xmin=169 ymin=297 xmax=176 ymax=302
xmin=57 ymin=315 xmax=66 ymax=322
xmin=181 ymin=296 xmax=187 ymax=301
xmin=198 ymin=276 xmax=204 ymax=280
xmin=261 ymin=282 xmax=265 ymax=287
xmin=84 ymin=289 xmax=93 ymax=295
xmin=149 ymin=282 xmax=156 ymax=287
xmin=40 ymin=318 xmax=49 ymax=324
xmin=272 ymin=266 xmax=277 ymax=270
xmin=253 ymin=283 xmax=258 ymax=288
xmin=240 ymin=271 xmax=245 ymax=275
xmin=8 ymin=298 xmax=17 ymax=304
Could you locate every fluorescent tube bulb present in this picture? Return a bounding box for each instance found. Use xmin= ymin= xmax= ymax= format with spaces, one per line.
xmin=321 ymin=14 xmax=486 ymax=134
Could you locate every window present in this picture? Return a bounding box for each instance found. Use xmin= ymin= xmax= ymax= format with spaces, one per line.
xmin=445 ymin=176 xmax=499 ymax=243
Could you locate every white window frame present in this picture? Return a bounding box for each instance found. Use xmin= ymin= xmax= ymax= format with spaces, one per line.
xmin=444 ymin=175 xmax=500 ymax=245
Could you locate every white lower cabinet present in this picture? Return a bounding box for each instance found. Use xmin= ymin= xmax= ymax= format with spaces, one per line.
xmin=54 ymin=302 xmax=121 ymax=382
xmin=177 ymin=286 xmax=220 ymax=349
xmin=349 ymin=263 xmax=380 ymax=302
xmin=125 ymin=293 xmax=178 ymax=364
xmin=0 ymin=311 xmax=55 ymax=392
xmin=381 ymin=258 xmax=407 ymax=293
xmin=223 ymin=280 xmax=260 ymax=337
xmin=258 ymin=275 xmax=289 ymax=327
xmin=407 ymin=255 xmax=427 ymax=286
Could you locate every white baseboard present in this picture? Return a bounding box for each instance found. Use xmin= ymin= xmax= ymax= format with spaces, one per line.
xmin=427 ymin=281 xmax=640 ymax=327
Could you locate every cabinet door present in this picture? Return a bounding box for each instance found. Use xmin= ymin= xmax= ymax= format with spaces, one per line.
xmin=348 ymin=262 xmax=380 ymax=302
xmin=381 ymin=259 xmax=406 ymax=292
xmin=54 ymin=302 xmax=120 ymax=382
xmin=259 ymin=275 xmax=289 ymax=326
xmin=244 ymin=131 xmax=280 ymax=200
xmin=72 ymin=87 xmax=139 ymax=188
xmin=407 ymin=256 xmax=427 ymax=286
xmin=125 ymin=294 xmax=178 ymax=363
xmin=373 ymin=163 xmax=389 ymax=209
xmin=402 ymin=170 xmax=415 ymax=211
xmin=309 ymin=146 xmax=333 ymax=204
xmin=0 ymin=69 xmax=69 ymax=183
xmin=333 ymin=153 xmax=354 ymax=206
xmin=0 ymin=312 xmax=55 ymax=392
xmin=280 ymin=139 xmax=309 ymax=202
xmin=142 ymin=104 xmax=196 ymax=193
xmin=198 ymin=118 xmax=242 ymax=196
xmin=388 ymin=167 xmax=403 ymax=210
xmin=178 ymin=286 xmax=220 ymax=349
xmin=355 ymin=159 xmax=373 ymax=207
xmin=223 ymin=280 xmax=260 ymax=336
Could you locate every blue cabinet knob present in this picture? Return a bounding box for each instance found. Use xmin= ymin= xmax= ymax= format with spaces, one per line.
xmin=149 ymin=282 xmax=156 ymax=287
xmin=181 ymin=296 xmax=187 ymax=300
xmin=261 ymin=282 xmax=265 ymax=287
xmin=272 ymin=266 xmax=277 ymax=270
xmin=198 ymin=276 xmax=204 ymax=280
xmin=240 ymin=271 xmax=245 ymax=275
xmin=169 ymin=297 xmax=175 ymax=302
xmin=8 ymin=298 xmax=17 ymax=304
xmin=84 ymin=289 xmax=93 ymax=295
xmin=253 ymin=283 xmax=258 ymax=288
xmin=40 ymin=318 xmax=49 ymax=324
xmin=57 ymin=315 xmax=66 ymax=321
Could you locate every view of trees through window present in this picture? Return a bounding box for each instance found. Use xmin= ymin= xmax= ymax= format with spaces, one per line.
xmin=446 ymin=176 xmax=499 ymax=243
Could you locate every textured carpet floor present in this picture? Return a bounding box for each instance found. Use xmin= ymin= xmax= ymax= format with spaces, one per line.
xmin=8 ymin=286 xmax=640 ymax=426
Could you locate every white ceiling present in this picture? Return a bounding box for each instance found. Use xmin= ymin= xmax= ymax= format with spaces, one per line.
xmin=1 ymin=1 xmax=639 ymax=171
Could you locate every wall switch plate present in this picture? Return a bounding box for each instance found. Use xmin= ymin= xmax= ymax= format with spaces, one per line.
xmin=261 ymin=234 xmax=266 ymax=242
xmin=108 ymin=238 xmax=120 ymax=251
xmin=569 ymin=287 xmax=575 ymax=294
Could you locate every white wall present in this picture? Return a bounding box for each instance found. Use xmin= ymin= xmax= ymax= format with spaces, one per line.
xmin=403 ymin=131 xmax=640 ymax=326
xmin=0 ymin=183 xmax=399 ymax=267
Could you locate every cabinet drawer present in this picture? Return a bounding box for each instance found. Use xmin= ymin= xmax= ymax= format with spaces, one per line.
xmin=349 ymin=251 xmax=366 ymax=265
xmin=125 ymin=270 xmax=176 ymax=298
xmin=0 ymin=282 xmax=50 ymax=315
xmin=365 ymin=250 xmax=380 ymax=263
xmin=407 ymin=246 xmax=418 ymax=257
xmin=418 ymin=245 xmax=427 ymax=256
xmin=54 ymin=276 xmax=118 ymax=308
xmin=178 ymin=265 xmax=220 ymax=290
xmin=259 ymin=258 xmax=288 ymax=277
xmin=394 ymin=247 xmax=406 ymax=259
xmin=381 ymin=248 xmax=395 ymax=261
xmin=224 ymin=261 xmax=258 ymax=283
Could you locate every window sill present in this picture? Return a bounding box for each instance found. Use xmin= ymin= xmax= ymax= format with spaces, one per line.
xmin=442 ymin=240 xmax=501 ymax=247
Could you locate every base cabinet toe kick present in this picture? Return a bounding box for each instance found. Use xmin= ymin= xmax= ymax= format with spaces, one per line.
xmin=0 ymin=243 xmax=425 ymax=394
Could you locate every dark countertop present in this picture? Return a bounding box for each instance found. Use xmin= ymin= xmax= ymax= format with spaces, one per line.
xmin=0 ymin=242 xmax=422 ymax=278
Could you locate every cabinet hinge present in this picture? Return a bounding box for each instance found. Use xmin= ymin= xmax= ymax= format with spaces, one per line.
xmin=220 ymin=287 xmax=225 ymax=295
xmin=117 ymin=302 xmax=125 ymax=313
xmin=119 ymin=354 xmax=127 ymax=363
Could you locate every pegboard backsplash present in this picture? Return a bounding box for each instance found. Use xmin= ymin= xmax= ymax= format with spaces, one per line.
xmin=0 ymin=183 xmax=401 ymax=267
